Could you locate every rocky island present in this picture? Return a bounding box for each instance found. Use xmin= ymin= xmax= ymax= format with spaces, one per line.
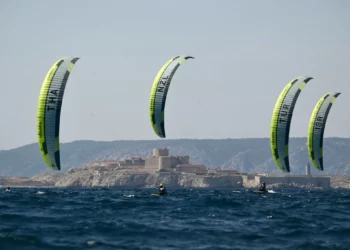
xmin=2 ymin=148 xmax=349 ymax=189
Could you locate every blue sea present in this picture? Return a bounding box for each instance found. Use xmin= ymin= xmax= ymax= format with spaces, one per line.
xmin=1 ymin=188 xmax=350 ymax=250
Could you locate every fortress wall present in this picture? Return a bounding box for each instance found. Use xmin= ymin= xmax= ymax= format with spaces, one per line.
xmin=153 ymin=148 xmax=169 ymax=156
xmin=179 ymin=156 xmax=190 ymax=164
xmin=170 ymin=157 xmax=180 ymax=168
xmin=145 ymin=157 xmax=159 ymax=169
xmin=159 ymin=156 xmax=172 ymax=170
xmin=169 ymin=156 xmax=190 ymax=168
xmin=175 ymin=165 xmax=207 ymax=174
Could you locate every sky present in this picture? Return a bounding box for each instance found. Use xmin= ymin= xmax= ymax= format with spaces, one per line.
xmin=1 ymin=0 xmax=349 ymax=149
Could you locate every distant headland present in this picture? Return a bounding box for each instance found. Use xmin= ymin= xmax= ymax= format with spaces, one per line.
xmin=1 ymin=138 xmax=350 ymax=178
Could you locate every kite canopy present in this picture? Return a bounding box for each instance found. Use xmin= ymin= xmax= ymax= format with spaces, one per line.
xmin=149 ymin=55 xmax=194 ymax=138
xmin=270 ymin=76 xmax=313 ymax=172
xmin=37 ymin=57 xmax=80 ymax=170
xmin=308 ymin=92 xmax=341 ymax=171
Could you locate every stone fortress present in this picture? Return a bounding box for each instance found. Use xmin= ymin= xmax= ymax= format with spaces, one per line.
xmin=89 ymin=148 xmax=207 ymax=174
xmin=85 ymin=148 xmax=331 ymax=189
xmin=144 ymin=148 xmax=207 ymax=173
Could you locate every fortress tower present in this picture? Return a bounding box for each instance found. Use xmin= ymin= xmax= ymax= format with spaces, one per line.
xmin=145 ymin=148 xmax=203 ymax=172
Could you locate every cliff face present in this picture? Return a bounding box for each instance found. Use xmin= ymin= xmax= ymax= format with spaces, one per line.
xmin=0 ymin=165 xmax=349 ymax=189
xmin=52 ymin=168 xmax=243 ymax=188
xmin=1 ymin=138 xmax=350 ymax=177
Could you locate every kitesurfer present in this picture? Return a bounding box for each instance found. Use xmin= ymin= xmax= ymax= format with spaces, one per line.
xmin=258 ymin=182 xmax=266 ymax=192
xmin=158 ymin=183 xmax=167 ymax=195
xmin=5 ymin=186 xmax=10 ymax=192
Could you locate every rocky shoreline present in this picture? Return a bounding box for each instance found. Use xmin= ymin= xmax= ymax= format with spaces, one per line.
xmin=1 ymin=165 xmax=350 ymax=189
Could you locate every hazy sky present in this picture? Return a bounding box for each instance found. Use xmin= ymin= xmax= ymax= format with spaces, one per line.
xmin=1 ymin=0 xmax=349 ymax=149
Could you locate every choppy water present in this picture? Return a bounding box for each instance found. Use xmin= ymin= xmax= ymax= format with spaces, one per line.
xmin=1 ymin=188 xmax=350 ymax=250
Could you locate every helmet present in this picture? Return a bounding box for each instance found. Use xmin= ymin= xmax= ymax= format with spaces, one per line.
xmin=159 ymin=183 xmax=163 ymax=187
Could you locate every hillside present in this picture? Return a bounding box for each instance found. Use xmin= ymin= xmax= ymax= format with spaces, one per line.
xmin=0 ymin=138 xmax=350 ymax=177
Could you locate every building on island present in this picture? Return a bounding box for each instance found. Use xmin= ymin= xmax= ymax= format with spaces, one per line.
xmin=87 ymin=149 xmax=330 ymax=189
xmin=89 ymin=148 xmax=207 ymax=174
xmin=306 ymin=162 xmax=311 ymax=176
xmin=144 ymin=148 xmax=207 ymax=173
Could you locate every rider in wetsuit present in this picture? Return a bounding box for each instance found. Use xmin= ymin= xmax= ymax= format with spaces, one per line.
xmin=258 ymin=182 xmax=267 ymax=192
xmin=158 ymin=183 xmax=167 ymax=195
